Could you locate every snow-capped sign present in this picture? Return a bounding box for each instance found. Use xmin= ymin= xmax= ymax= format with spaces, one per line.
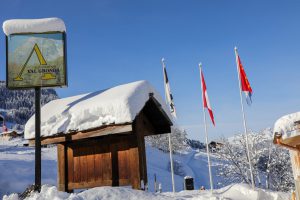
xmin=3 ymin=18 xmax=67 ymax=89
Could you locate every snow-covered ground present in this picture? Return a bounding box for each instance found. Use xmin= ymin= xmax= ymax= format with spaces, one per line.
xmin=0 ymin=138 xmax=57 ymax=198
xmin=147 ymin=146 xmax=224 ymax=192
xmin=3 ymin=183 xmax=289 ymax=200
xmin=0 ymin=138 xmax=289 ymax=199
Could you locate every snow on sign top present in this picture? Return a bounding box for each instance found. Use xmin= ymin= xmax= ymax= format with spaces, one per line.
xmin=273 ymin=111 xmax=300 ymax=140
xmin=24 ymin=80 xmax=172 ymax=140
xmin=2 ymin=18 xmax=66 ymax=35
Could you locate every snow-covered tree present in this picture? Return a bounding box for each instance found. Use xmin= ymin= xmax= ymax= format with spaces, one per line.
xmin=186 ymin=139 xmax=206 ymax=150
xmin=0 ymin=81 xmax=58 ymax=128
xmin=215 ymin=128 xmax=294 ymax=192
xmin=146 ymin=127 xmax=189 ymax=153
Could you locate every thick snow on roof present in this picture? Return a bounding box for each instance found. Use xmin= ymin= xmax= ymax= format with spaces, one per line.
xmin=273 ymin=111 xmax=300 ymax=140
xmin=24 ymin=80 xmax=171 ymax=140
xmin=2 ymin=18 xmax=66 ymax=35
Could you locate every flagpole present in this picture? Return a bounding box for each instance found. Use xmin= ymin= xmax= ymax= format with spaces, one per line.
xmin=234 ymin=47 xmax=255 ymax=190
xmin=161 ymin=58 xmax=176 ymax=193
xmin=199 ymin=63 xmax=214 ymax=193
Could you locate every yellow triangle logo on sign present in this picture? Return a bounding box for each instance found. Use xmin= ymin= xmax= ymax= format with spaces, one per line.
xmin=14 ymin=44 xmax=56 ymax=81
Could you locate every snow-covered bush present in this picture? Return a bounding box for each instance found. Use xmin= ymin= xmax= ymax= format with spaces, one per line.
xmin=215 ymin=128 xmax=294 ymax=192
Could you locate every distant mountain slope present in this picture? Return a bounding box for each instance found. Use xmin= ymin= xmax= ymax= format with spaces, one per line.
xmin=0 ymin=81 xmax=58 ymax=130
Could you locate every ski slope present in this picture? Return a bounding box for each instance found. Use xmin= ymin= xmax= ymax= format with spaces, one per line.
xmin=146 ymin=145 xmax=223 ymax=191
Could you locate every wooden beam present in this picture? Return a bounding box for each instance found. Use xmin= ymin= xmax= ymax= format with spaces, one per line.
xmin=68 ymin=180 xmax=113 ymax=190
xmin=281 ymin=135 xmax=300 ymax=147
xmin=67 ymin=146 xmax=74 ymax=192
xmin=111 ymin=142 xmax=119 ymax=186
xmin=28 ymin=124 xmax=133 ymax=146
xmin=57 ymin=144 xmax=67 ymax=191
xmin=134 ymin=112 xmax=149 ymax=189
xmin=129 ymin=146 xmax=140 ymax=189
xmin=68 ymin=178 xmax=133 ymax=190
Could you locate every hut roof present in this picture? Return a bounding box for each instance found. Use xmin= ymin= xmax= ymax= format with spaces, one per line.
xmin=24 ymin=80 xmax=172 ymax=140
xmin=273 ymin=111 xmax=300 ymax=141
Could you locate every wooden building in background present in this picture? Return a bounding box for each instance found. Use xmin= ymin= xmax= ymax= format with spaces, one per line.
xmin=0 ymin=130 xmax=19 ymax=141
xmin=29 ymin=93 xmax=172 ymax=192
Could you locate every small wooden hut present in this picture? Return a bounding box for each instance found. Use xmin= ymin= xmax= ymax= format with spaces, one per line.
xmin=0 ymin=130 xmax=19 ymax=141
xmin=274 ymin=113 xmax=300 ymax=200
xmin=26 ymin=80 xmax=173 ymax=192
xmin=208 ymin=141 xmax=223 ymax=152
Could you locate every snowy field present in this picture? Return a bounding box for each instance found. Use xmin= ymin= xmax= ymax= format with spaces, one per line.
xmin=0 ymin=138 xmax=289 ymax=200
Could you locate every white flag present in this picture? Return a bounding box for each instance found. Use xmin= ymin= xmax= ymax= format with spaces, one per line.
xmin=162 ymin=58 xmax=177 ymax=118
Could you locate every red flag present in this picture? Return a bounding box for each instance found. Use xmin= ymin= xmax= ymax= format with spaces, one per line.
xmin=236 ymin=52 xmax=253 ymax=105
xmin=200 ymin=67 xmax=215 ymax=126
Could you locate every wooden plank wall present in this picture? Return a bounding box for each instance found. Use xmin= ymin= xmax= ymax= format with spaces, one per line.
xmin=58 ymin=134 xmax=142 ymax=191
xmin=57 ymin=111 xmax=158 ymax=192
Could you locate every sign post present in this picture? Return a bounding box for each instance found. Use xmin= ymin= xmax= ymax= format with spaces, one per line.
xmin=3 ymin=18 xmax=67 ymax=191
xmin=34 ymin=87 xmax=41 ymax=191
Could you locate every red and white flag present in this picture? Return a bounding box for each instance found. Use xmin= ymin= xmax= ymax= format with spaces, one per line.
xmin=200 ymin=67 xmax=215 ymax=126
xmin=235 ymin=49 xmax=253 ymax=105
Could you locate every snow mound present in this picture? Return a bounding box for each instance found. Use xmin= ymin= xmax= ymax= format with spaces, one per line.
xmin=2 ymin=18 xmax=66 ymax=35
xmin=3 ymin=184 xmax=288 ymax=200
xmin=273 ymin=111 xmax=300 ymax=140
xmin=24 ymin=80 xmax=171 ymax=139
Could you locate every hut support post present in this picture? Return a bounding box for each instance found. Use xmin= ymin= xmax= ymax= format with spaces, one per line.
xmin=137 ymin=131 xmax=147 ymax=189
xmin=129 ymin=144 xmax=141 ymax=189
xmin=134 ymin=113 xmax=149 ymax=190
xmin=57 ymin=144 xmax=73 ymax=192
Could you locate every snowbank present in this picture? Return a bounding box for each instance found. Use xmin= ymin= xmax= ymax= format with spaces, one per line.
xmin=24 ymin=80 xmax=171 ymax=139
xmin=273 ymin=111 xmax=300 ymax=140
xmin=3 ymin=183 xmax=289 ymax=200
xmin=2 ymin=18 xmax=66 ymax=35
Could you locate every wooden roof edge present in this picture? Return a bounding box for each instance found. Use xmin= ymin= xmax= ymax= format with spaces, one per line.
xmin=28 ymin=123 xmax=133 ymax=146
xmin=273 ymin=133 xmax=300 ymax=152
xmin=148 ymin=93 xmax=173 ymax=126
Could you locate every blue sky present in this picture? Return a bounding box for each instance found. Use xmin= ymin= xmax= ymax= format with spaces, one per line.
xmin=0 ymin=0 xmax=300 ymax=141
